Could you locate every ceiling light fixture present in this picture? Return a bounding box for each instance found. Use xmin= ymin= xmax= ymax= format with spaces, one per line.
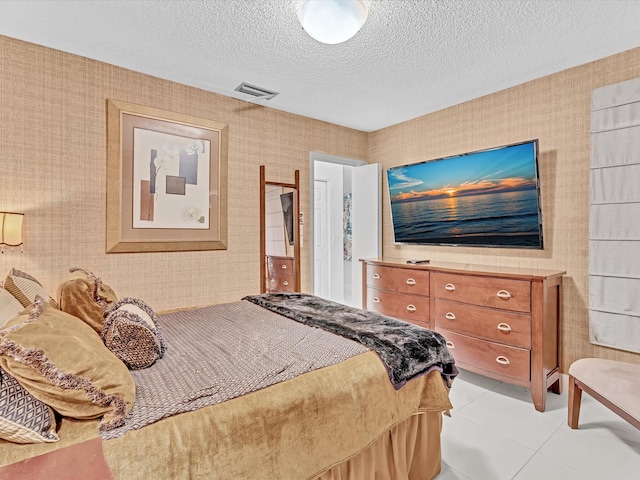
xmin=298 ymin=0 xmax=368 ymax=45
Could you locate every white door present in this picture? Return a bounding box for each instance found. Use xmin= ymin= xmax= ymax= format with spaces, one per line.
xmin=350 ymin=163 xmax=381 ymax=307
xmin=310 ymin=153 xmax=380 ymax=307
xmin=314 ymin=180 xmax=330 ymax=298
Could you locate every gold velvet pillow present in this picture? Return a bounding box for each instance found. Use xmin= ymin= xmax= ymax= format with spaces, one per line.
xmin=57 ymin=267 xmax=119 ymax=334
xmin=4 ymin=268 xmax=58 ymax=309
xmin=0 ymin=298 xmax=135 ymax=432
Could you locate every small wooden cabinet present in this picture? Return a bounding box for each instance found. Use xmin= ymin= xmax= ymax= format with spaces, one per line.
xmin=361 ymin=257 xmax=565 ymax=412
xmin=265 ymin=255 xmax=296 ymax=293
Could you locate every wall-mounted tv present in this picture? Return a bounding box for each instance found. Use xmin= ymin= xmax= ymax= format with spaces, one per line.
xmin=386 ymin=139 xmax=543 ymax=249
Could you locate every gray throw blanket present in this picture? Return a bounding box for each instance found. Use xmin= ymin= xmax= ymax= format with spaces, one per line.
xmin=243 ymin=293 xmax=458 ymax=389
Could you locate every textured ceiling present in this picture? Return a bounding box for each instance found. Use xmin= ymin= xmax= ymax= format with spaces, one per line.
xmin=1 ymin=0 xmax=639 ymax=132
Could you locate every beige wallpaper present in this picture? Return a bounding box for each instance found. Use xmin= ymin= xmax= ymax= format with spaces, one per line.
xmin=1 ymin=35 xmax=639 ymax=372
xmin=0 ymin=36 xmax=367 ymax=310
xmin=369 ymin=47 xmax=640 ymax=370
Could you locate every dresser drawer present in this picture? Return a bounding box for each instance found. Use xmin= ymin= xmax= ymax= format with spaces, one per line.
xmin=366 ymin=287 xmax=429 ymax=328
xmin=266 ymin=274 xmax=295 ymax=292
xmin=434 ymin=299 xmax=531 ymax=349
xmin=366 ymin=265 xmax=429 ymax=295
xmin=437 ymin=328 xmax=530 ymax=382
xmin=266 ymin=256 xmax=294 ymax=276
xmin=433 ymin=272 xmax=531 ymax=313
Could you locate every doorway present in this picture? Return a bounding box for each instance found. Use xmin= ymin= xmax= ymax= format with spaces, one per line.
xmin=309 ymin=152 xmax=381 ymax=307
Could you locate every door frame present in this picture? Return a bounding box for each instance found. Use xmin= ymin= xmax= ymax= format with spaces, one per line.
xmin=309 ymin=152 xmax=367 ymax=294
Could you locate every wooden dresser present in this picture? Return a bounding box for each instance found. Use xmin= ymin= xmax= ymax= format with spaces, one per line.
xmin=361 ymin=257 xmax=565 ymax=412
xmin=265 ymin=255 xmax=296 ymax=292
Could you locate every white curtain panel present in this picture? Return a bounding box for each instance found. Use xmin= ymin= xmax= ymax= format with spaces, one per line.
xmin=589 ymin=78 xmax=640 ymax=353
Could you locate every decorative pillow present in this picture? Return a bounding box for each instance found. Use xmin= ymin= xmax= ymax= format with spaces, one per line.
xmin=102 ymin=298 xmax=166 ymax=370
xmin=57 ymin=267 xmax=119 ymax=334
xmin=0 ymin=367 xmax=58 ymax=444
xmin=4 ymin=268 xmax=58 ymax=309
xmin=0 ymin=297 xmax=135 ymax=431
xmin=0 ymin=288 xmax=24 ymax=328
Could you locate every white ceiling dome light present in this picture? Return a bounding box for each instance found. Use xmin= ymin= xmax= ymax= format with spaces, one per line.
xmin=298 ymin=0 xmax=368 ymax=45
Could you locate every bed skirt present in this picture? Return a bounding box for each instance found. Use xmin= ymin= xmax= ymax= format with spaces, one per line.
xmin=313 ymin=411 xmax=442 ymax=480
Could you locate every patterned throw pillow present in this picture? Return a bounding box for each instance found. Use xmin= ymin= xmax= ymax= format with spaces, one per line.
xmin=0 ymin=367 xmax=58 ymax=444
xmin=0 ymin=297 xmax=135 ymax=432
xmin=4 ymin=268 xmax=58 ymax=309
xmin=57 ymin=267 xmax=119 ymax=334
xmin=102 ymin=298 xmax=166 ymax=370
xmin=0 ymin=288 xmax=24 ymax=328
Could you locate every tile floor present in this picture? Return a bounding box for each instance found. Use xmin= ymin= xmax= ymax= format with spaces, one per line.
xmin=438 ymin=369 xmax=640 ymax=480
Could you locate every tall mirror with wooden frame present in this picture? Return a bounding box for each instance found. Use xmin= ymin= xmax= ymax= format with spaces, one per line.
xmin=260 ymin=165 xmax=301 ymax=293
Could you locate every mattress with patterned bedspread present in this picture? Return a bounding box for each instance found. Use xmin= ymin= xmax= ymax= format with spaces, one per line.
xmin=101 ymin=299 xmax=369 ymax=439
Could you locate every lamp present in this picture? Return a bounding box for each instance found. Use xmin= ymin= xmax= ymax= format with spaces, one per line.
xmin=0 ymin=212 xmax=24 ymax=253
xmin=298 ymin=0 xmax=368 ymax=45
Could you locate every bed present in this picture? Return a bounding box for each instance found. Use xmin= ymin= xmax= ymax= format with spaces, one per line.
xmin=0 ymin=270 xmax=455 ymax=480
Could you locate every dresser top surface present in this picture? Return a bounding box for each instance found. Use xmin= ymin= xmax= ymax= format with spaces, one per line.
xmin=362 ymin=257 xmax=566 ymax=280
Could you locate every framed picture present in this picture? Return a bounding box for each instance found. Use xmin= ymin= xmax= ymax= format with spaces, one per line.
xmin=106 ymin=99 xmax=228 ymax=253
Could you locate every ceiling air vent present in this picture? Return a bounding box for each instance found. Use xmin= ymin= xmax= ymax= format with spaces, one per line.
xmin=234 ymin=82 xmax=279 ymax=101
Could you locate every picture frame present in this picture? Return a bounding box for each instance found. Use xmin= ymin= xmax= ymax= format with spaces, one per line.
xmin=106 ymin=99 xmax=228 ymax=253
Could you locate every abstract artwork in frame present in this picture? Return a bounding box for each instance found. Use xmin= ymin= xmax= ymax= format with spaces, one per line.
xmin=343 ymin=193 xmax=352 ymax=261
xmin=106 ymin=99 xmax=228 ymax=253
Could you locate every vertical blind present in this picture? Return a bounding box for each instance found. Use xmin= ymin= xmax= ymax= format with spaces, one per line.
xmin=589 ymin=78 xmax=640 ymax=353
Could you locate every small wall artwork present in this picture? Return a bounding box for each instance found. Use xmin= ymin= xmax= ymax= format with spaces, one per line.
xmin=133 ymin=129 xmax=210 ymax=230
xmin=343 ymin=193 xmax=352 ymax=261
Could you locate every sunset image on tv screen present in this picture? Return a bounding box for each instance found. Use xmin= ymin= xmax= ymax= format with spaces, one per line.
xmin=387 ymin=141 xmax=543 ymax=248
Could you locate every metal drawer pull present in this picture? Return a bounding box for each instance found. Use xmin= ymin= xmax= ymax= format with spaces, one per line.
xmin=269 ymin=263 xmax=273 ymax=267
xmin=495 ymin=356 xmax=510 ymax=365
xmin=373 ymin=297 xmax=380 ymax=303
xmin=406 ymin=304 xmax=417 ymax=312
xmin=497 ymin=323 xmax=512 ymax=332
xmin=406 ymin=278 xmax=416 ymax=285
xmin=282 ymin=281 xmax=288 ymax=286
xmin=373 ymin=273 xmax=380 ymax=279
xmin=445 ymin=312 xmax=456 ymax=320
xmin=445 ymin=283 xmax=456 ymax=292
xmin=496 ymin=290 xmax=511 ymax=299
xmin=270 ymin=278 xmax=275 ymax=283
xmin=281 ymin=264 xmax=287 ymax=269
xmin=445 ymin=341 xmax=455 ymax=349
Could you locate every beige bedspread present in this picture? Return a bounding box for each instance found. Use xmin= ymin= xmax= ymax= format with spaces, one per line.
xmin=103 ymin=351 xmax=451 ymax=479
xmin=0 ymin=352 xmax=451 ymax=478
xmin=0 ymin=300 xmax=453 ymax=479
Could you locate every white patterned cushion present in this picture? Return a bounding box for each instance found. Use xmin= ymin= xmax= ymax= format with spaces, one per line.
xmin=4 ymin=268 xmax=58 ymax=309
xmin=0 ymin=288 xmax=23 ymax=328
xmin=0 ymin=367 xmax=58 ymax=444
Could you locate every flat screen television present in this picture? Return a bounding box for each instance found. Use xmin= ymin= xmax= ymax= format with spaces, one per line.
xmin=386 ymin=139 xmax=543 ymax=249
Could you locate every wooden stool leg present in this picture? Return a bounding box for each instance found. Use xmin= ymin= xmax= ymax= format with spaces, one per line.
xmin=568 ymin=375 xmax=582 ymax=429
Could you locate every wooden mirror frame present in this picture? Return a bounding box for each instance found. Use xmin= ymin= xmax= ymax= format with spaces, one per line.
xmin=260 ymin=165 xmax=301 ymax=293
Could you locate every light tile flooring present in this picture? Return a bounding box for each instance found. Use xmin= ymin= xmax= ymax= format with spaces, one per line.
xmin=438 ymin=369 xmax=640 ymax=480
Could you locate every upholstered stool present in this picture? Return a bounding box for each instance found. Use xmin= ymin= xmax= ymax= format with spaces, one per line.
xmin=568 ymin=358 xmax=640 ymax=429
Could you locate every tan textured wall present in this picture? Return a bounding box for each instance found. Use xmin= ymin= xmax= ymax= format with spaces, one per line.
xmin=0 ymin=36 xmax=368 ymax=310
xmin=2 ymin=34 xmax=639 ymax=372
xmin=369 ymin=47 xmax=640 ymax=370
